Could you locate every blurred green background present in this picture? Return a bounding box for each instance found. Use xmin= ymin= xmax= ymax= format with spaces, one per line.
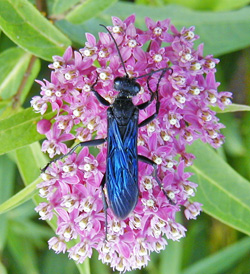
xmin=0 ymin=0 xmax=250 ymax=274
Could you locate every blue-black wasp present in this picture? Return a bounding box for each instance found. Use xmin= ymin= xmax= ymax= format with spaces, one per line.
xmin=42 ymin=24 xmax=173 ymax=235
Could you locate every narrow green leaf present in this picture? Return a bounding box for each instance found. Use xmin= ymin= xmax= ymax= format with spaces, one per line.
xmin=7 ymin=223 xmax=39 ymax=274
xmin=0 ymin=0 xmax=71 ymax=61
xmin=51 ymin=0 xmax=80 ymax=15
xmin=136 ymin=0 xmax=250 ymax=12
xmin=19 ymin=57 xmax=41 ymax=105
xmin=213 ymin=0 xmax=250 ymax=11
xmin=219 ymin=113 xmax=246 ymax=157
xmin=159 ymin=213 xmax=183 ymax=274
xmin=0 ymin=155 xmax=15 ymax=250
xmin=42 ymin=250 xmax=79 ymax=274
xmin=0 ymin=47 xmax=31 ymax=100
xmin=211 ymin=103 xmax=250 ymax=113
xmin=15 ymin=142 xmax=48 ymax=184
xmin=0 ymin=107 xmax=54 ymax=155
xmin=186 ymin=141 xmax=250 ymax=236
xmin=181 ymin=237 xmax=250 ymax=274
xmin=0 ymin=262 xmax=7 ymax=274
xmin=65 ymin=0 xmax=117 ymax=24
xmin=0 ymin=177 xmax=40 ymax=215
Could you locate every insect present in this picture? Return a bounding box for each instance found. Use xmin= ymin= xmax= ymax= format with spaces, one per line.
xmin=42 ymin=24 xmax=173 ymax=235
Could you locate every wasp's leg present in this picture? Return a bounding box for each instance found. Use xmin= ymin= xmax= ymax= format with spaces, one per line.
xmin=91 ymin=76 xmax=111 ymax=107
xmin=138 ymin=70 xmax=166 ymax=127
xmin=41 ymin=138 xmax=106 ymax=173
xmin=138 ymin=155 xmax=174 ymax=205
xmin=138 ymin=101 xmax=160 ymax=128
xmin=100 ymin=173 xmax=108 ymax=241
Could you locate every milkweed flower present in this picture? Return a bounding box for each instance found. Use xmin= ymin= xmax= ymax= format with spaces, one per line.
xmin=32 ymin=15 xmax=232 ymax=272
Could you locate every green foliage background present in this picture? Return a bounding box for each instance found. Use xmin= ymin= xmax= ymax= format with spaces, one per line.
xmin=0 ymin=0 xmax=250 ymax=273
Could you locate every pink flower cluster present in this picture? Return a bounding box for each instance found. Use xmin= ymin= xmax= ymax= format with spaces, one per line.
xmin=32 ymin=15 xmax=232 ymax=272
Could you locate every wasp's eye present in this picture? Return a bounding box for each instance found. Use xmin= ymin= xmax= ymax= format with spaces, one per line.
xmin=114 ymin=77 xmax=122 ymax=91
xmin=134 ymin=82 xmax=141 ymax=94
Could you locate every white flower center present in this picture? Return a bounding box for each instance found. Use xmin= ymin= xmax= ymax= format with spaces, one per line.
xmin=184 ymin=53 xmax=192 ymax=61
xmin=58 ymin=121 xmax=66 ymax=129
xmin=45 ymin=89 xmax=52 ymax=96
xmin=146 ymin=199 xmax=154 ymax=207
xmin=154 ymin=157 xmax=162 ymax=165
xmin=168 ymin=191 xmax=175 ymax=199
xmin=192 ymin=62 xmax=201 ymax=71
xmin=208 ymin=61 xmax=216 ymax=69
xmin=166 ymin=161 xmax=174 ymax=168
xmin=73 ymin=109 xmax=80 ymax=117
xmin=55 ymin=91 xmax=62 ymax=97
xmin=78 ymin=247 xmax=86 ymax=256
xmin=147 ymin=123 xmax=155 ymax=133
xmin=153 ymin=54 xmax=163 ymax=62
xmin=53 ymin=61 xmax=61 ymax=68
xmin=185 ymin=31 xmax=195 ymax=40
xmin=63 ymin=165 xmax=70 ymax=172
xmin=47 ymin=147 xmax=54 ymax=154
xmin=128 ymin=39 xmax=137 ymax=48
xmin=83 ymin=163 xmax=92 ymax=172
xmin=83 ymin=49 xmax=91 ymax=57
xmin=112 ymin=26 xmax=121 ymax=33
xmin=209 ymin=94 xmax=217 ymax=104
xmin=41 ymin=173 xmax=50 ymax=181
xmin=65 ymin=72 xmax=72 ymax=80
xmin=87 ymin=122 xmax=94 ymax=130
xmin=99 ymin=72 xmax=108 ymax=80
xmin=83 ymin=84 xmax=90 ymax=92
xmin=176 ymin=95 xmax=186 ymax=104
xmin=169 ymin=117 xmax=177 ymax=125
xmin=192 ymin=87 xmax=200 ymax=95
xmin=187 ymin=188 xmax=194 ymax=195
xmin=98 ymin=50 xmax=106 ymax=58
xmin=154 ymin=27 xmax=162 ymax=35
xmin=79 ymin=219 xmax=88 ymax=229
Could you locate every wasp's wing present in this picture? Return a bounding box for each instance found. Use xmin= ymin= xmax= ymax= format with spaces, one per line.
xmin=106 ymin=111 xmax=139 ymax=219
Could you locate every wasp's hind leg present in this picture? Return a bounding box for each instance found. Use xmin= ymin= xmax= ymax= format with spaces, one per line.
xmin=100 ymin=173 xmax=109 ymax=241
xmin=41 ymin=138 xmax=106 ymax=173
xmin=138 ymin=155 xmax=175 ymax=205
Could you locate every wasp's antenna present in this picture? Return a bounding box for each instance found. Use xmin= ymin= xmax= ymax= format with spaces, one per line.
xmin=134 ymin=67 xmax=173 ymax=80
xmin=99 ymin=24 xmax=129 ymax=78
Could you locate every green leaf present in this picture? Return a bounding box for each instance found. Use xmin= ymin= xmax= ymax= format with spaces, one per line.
xmin=136 ymin=0 xmax=250 ymax=12
xmin=51 ymin=0 xmax=81 ymax=15
xmin=7 ymin=222 xmax=39 ymax=274
xmin=159 ymin=213 xmax=183 ymax=274
xmin=19 ymin=57 xmax=40 ymax=105
xmin=15 ymin=142 xmax=48 ymax=184
xmin=0 ymin=177 xmax=40 ymax=215
xmin=211 ymin=103 xmax=250 ymax=113
xmin=0 ymin=0 xmax=71 ymax=61
xmin=181 ymin=237 xmax=250 ymax=274
xmin=186 ymin=140 xmax=250 ymax=236
xmin=0 ymin=155 xmax=15 ymax=250
xmin=213 ymin=0 xmax=250 ymax=11
xmin=65 ymin=0 xmax=117 ymax=24
xmin=0 ymin=107 xmax=54 ymax=155
xmin=219 ymin=113 xmax=246 ymax=157
xmin=0 ymin=261 xmax=7 ymax=274
xmin=0 ymin=47 xmax=31 ymax=100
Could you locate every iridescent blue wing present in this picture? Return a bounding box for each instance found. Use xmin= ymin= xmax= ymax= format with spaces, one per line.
xmin=106 ymin=109 xmax=139 ymax=219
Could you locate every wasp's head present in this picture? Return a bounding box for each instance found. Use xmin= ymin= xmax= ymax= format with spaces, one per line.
xmin=114 ymin=76 xmax=141 ymax=98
